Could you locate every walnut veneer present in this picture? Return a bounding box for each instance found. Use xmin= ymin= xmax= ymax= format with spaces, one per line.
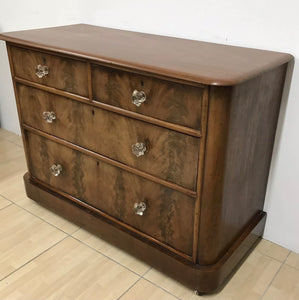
xmin=0 ymin=24 xmax=293 ymax=294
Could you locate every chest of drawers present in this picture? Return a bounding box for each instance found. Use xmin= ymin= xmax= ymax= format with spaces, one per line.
xmin=0 ymin=24 xmax=293 ymax=294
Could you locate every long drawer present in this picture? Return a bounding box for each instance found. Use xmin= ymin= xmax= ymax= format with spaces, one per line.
xmin=92 ymin=64 xmax=204 ymax=130
xmin=10 ymin=46 xmax=89 ymax=97
xmin=18 ymin=84 xmax=199 ymax=190
xmin=26 ymin=131 xmax=195 ymax=256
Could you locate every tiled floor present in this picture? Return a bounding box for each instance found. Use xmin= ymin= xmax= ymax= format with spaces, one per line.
xmin=0 ymin=127 xmax=298 ymax=300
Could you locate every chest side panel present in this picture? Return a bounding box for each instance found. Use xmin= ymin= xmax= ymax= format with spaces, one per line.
xmin=198 ymin=64 xmax=288 ymax=265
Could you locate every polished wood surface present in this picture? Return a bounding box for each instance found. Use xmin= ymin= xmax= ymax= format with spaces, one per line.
xmin=10 ymin=46 xmax=89 ymax=97
xmin=15 ymin=76 xmax=202 ymax=138
xmin=1 ymin=24 xmax=293 ymax=294
xmin=22 ymin=124 xmax=196 ymax=197
xmin=26 ymin=131 xmax=195 ymax=256
xmin=192 ymin=82 xmax=209 ymax=262
xmin=18 ymin=84 xmax=199 ymax=190
xmin=198 ymin=64 xmax=288 ymax=265
xmin=92 ymin=64 xmax=204 ymax=129
xmin=0 ymin=24 xmax=293 ymax=85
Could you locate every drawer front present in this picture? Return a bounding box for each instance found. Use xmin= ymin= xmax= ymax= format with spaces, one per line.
xmin=18 ymin=84 xmax=199 ymax=190
xmin=10 ymin=46 xmax=89 ymax=97
xmin=26 ymin=132 xmax=195 ymax=256
xmin=92 ymin=64 xmax=203 ymax=130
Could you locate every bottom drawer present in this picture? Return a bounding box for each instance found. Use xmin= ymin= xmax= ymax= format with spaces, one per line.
xmin=26 ymin=131 xmax=195 ymax=257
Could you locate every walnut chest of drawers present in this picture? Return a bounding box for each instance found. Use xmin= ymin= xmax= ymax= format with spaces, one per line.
xmin=0 ymin=24 xmax=293 ymax=294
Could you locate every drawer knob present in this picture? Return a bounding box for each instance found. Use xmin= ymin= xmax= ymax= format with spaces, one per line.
xmin=50 ymin=164 xmax=63 ymax=176
xmin=43 ymin=111 xmax=56 ymax=123
xmin=36 ymin=64 xmax=49 ymax=78
xmin=132 ymin=90 xmax=146 ymax=107
xmin=134 ymin=202 xmax=146 ymax=216
xmin=132 ymin=142 xmax=146 ymax=157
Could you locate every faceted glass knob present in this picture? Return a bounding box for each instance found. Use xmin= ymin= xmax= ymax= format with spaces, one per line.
xmin=36 ymin=64 xmax=49 ymax=78
xmin=50 ymin=164 xmax=63 ymax=176
xmin=43 ymin=111 xmax=56 ymax=123
xmin=132 ymin=89 xmax=146 ymax=107
xmin=134 ymin=202 xmax=146 ymax=216
xmin=132 ymin=142 xmax=146 ymax=157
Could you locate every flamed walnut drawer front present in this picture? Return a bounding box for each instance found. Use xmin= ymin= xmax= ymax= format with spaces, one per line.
xmin=18 ymin=84 xmax=199 ymax=190
xmin=92 ymin=64 xmax=203 ymax=130
xmin=26 ymin=131 xmax=195 ymax=256
xmin=10 ymin=46 xmax=89 ymax=97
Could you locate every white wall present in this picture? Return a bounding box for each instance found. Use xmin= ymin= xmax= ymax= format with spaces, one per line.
xmin=0 ymin=0 xmax=298 ymax=253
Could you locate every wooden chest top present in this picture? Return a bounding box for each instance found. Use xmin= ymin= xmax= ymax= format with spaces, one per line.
xmin=0 ymin=24 xmax=292 ymax=86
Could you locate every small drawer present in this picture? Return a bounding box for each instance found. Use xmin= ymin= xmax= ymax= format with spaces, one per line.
xmin=18 ymin=84 xmax=199 ymax=190
xmin=10 ymin=46 xmax=89 ymax=97
xmin=26 ymin=131 xmax=195 ymax=256
xmin=91 ymin=64 xmax=204 ymax=130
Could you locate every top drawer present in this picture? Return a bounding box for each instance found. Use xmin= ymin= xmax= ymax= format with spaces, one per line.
xmin=91 ymin=64 xmax=204 ymax=130
xmin=10 ymin=46 xmax=89 ymax=97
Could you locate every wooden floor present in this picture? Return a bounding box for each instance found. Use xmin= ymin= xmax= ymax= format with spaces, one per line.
xmin=0 ymin=127 xmax=298 ymax=300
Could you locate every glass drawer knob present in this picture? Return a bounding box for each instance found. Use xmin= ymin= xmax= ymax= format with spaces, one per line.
xmin=132 ymin=142 xmax=146 ymax=157
xmin=43 ymin=111 xmax=56 ymax=123
xmin=134 ymin=202 xmax=146 ymax=216
xmin=50 ymin=164 xmax=62 ymax=176
xmin=36 ymin=64 xmax=49 ymax=78
xmin=132 ymin=89 xmax=146 ymax=107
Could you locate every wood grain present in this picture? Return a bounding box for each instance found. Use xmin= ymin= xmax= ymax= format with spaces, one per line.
xmin=10 ymin=45 xmax=89 ymax=97
xmin=192 ymin=86 xmax=210 ymax=262
xmin=92 ymin=64 xmax=204 ymax=129
xmin=22 ymin=124 xmax=196 ymax=197
xmin=17 ymin=84 xmax=199 ymax=190
xmin=15 ymin=76 xmax=202 ymax=137
xmin=198 ymin=63 xmax=288 ymax=265
xmin=26 ymin=131 xmax=195 ymax=255
xmin=0 ymin=24 xmax=293 ymax=85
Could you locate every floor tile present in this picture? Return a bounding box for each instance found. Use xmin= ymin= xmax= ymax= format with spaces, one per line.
xmin=145 ymin=269 xmax=198 ymax=300
xmin=17 ymin=197 xmax=80 ymax=234
xmin=3 ymin=133 xmax=23 ymax=147
xmin=0 ymin=128 xmax=17 ymax=140
xmin=0 ymin=195 xmax=11 ymax=210
xmin=255 ymin=238 xmax=290 ymax=262
xmin=0 ymin=172 xmax=27 ymax=202
xmin=263 ymin=264 xmax=299 ymax=300
xmin=0 ymin=204 xmax=66 ymax=280
xmin=0 ymin=129 xmax=23 ymax=146
xmin=0 ymin=237 xmax=139 ymax=300
xmin=0 ymin=173 xmax=79 ymax=234
xmin=0 ymin=139 xmax=24 ymax=162
xmin=120 ymin=279 xmax=178 ymax=300
xmin=285 ymin=251 xmax=299 ymax=270
xmin=73 ymin=228 xmax=150 ymax=276
xmin=0 ymin=140 xmax=26 ymax=182
xmin=145 ymin=250 xmax=282 ymax=300
xmin=0 ymin=155 xmax=27 ymax=181
xmin=206 ymin=250 xmax=281 ymax=300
